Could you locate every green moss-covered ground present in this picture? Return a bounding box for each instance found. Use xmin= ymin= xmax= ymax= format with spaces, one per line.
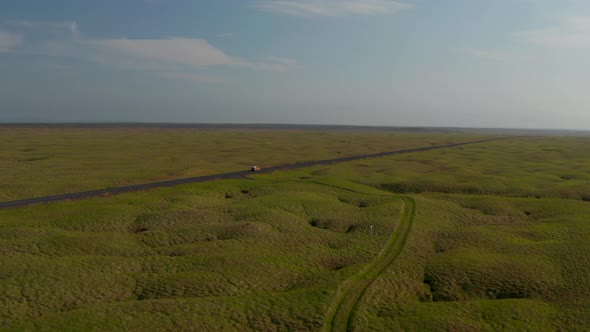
xmin=1 ymin=130 xmax=589 ymax=330
xmin=0 ymin=126 xmax=487 ymax=201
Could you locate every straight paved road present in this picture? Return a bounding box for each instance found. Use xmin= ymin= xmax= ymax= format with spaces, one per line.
xmin=0 ymin=137 xmax=519 ymax=210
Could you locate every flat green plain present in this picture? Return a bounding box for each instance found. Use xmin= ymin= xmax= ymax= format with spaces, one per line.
xmin=1 ymin=128 xmax=589 ymax=331
xmin=0 ymin=126 xmax=487 ymax=201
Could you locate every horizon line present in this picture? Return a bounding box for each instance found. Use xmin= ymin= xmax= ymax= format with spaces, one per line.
xmin=0 ymin=122 xmax=589 ymax=133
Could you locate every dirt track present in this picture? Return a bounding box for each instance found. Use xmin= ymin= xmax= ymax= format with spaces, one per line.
xmin=324 ymin=196 xmax=415 ymax=331
xmin=0 ymin=137 xmax=518 ymax=210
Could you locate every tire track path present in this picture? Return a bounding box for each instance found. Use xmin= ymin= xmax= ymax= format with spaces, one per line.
xmin=324 ymin=196 xmax=416 ymax=332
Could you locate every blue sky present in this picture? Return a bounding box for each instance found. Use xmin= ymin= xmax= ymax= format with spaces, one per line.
xmin=1 ymin=0 xmax=589 ymax=129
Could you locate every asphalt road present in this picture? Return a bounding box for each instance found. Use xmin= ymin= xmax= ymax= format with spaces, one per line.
xmin=0 ymin=136 xmax=519 ymax=210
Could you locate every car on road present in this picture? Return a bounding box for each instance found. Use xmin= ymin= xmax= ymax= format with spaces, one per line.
xmin=250 ymin=166 xmax=261 ymax=172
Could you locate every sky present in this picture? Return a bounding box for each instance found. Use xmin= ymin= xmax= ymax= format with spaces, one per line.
xmin=1 ymin=0 xmax=589 ymax=129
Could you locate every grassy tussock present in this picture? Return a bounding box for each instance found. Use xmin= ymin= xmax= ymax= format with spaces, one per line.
xmin=0 ymin=180 xmax=400 ymax=329
xmin=350 ymin=195 xmax=590 ymax=331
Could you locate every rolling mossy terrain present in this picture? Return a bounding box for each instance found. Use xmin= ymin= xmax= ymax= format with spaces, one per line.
xmin=1 ymin=131 xmax=589 ymax=330
xmin=0 ymin=180 xmax=401 ymax=331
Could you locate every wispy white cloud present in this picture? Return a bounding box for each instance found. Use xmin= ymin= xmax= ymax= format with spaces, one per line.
xmin=159 ymin=72 xmax=224 ymax=83
xmin=267 ymin=56 xmax=298 ymax=65
xmin=239 ymin=56 xmax=300 ymax=71
xmin=255 ymin=0 xmax=411 ymax=17
xmin=93 ymin=37 xmax=237 ymax=67
xmin=2 ymin=20 xmax=298 ymax=82
xmin=92 ymin=37 xmax=298 ymax=72
xmin=0 ymin=31 xmax=23 ymax=52
xmin=520 ymin=16 xmax=590 ymax=48
xmin=6 ymin=20 xmax=79 ymax=38
xmin=216 ymin=32 xmax=234 ymax=38
xmin=461 ymin=48 xmax=508 ymax=61
xmin=69 ymin=22 xmax=80 ymax=38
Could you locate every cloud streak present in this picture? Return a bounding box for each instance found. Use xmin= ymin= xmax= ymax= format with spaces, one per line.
xmin=2 ymin=20 xmax=298 ymax=82
xmin=0 ymin=31 xmax=23 ymax=52
xmin=256 ymin=0 xmax=410 ymax=17
xmin=216 ymin=32 xmax=234 ymax=38
xmin=6 ymin=20 xmax=79 ymax=38
xmin=159 ymin=72 xmax=224 ymax=83
xmin=93 ymin=37 xmax=297 ymax=72
xmin=461 ymin=48 xmax=507 ymax=61
xmin=520 ymin=16 xmax=590 ymax=48
xmin=95 ymin=37 xmax=237 ymax=67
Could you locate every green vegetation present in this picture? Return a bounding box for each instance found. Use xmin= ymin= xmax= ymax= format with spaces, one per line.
xmin=351 ymin=194 xmax=590 ymax=331
xmin=0 ymin=179 xmax=403 ymax=330
xmin=325 ymin=197 xmax=415 ymax=332
xmin=0 ymin=126 xmax=487 ymax=201
xmin=1 ymin=129 xmax=589 ymax=330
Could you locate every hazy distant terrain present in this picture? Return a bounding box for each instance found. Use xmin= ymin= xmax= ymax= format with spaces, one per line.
xmin=1 ymin=127 xmax=588 ymax=331
xmin=3 ymin=123 xmax=590 ymax=135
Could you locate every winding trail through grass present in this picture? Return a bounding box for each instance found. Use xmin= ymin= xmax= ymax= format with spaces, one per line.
xmin=324 ymin=195 xmax=416 ymax=332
